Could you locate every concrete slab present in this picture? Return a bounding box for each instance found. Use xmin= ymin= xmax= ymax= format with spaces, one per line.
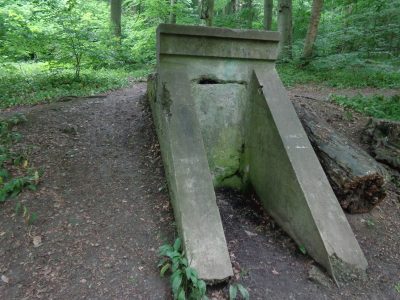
xmin=148 ymin=70 xmax=233 ymax=282
xmin=244 ymin=69 xmax=368 ymax=283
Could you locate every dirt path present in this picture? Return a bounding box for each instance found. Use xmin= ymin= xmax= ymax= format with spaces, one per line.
xmin=0 ymin=84 xmax=175 ymax=299
xmin=1 ymin=84 xmax=399 ymax=299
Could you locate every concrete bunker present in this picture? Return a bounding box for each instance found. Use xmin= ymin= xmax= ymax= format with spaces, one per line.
xmin=147 ymin=24 xmax=368 ymax=284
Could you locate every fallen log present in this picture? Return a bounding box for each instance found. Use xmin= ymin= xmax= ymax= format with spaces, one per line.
xmin=361 ymin=118 xmax=400 ymax=171
xmin=294 ymin=103 xmax=388 ymax=214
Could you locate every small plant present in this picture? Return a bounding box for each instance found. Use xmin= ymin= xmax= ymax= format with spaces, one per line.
xmin=15 ymin=202 xmax=38 ymax=225
xmin=229 ymin=283 xmax=249 ymax=300
xmin=366 ymin=218 xmax=375 ymax=228
xmin=395 ymin=282 xmax=400 ymax=294
xmin=0 ymin=114 xmax=39 ymax=223
xmin=158 ymin=238 xmax=207 ymax=300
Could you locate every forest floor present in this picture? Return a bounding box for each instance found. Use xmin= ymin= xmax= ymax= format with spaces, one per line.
xmin=0 ymin=83 xmax=399 ymax=299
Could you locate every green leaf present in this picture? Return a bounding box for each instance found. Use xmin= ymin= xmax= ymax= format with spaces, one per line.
xmin=28 ymin=212 xmax=38 ymax=224
xmin=237 ymin=284 xmax=249 ymax=300
xmin=197 ymin=280 xmax=206 ymax=296
xmin=229 ymin=284 xmax=237 ymax=300
xmin=160 ymin=263 xmax=170 ymax=277
xmin=173 ymin=238 xmax=181 ymax=251
xmin=185 ymin=267 xmax=198 ymax=284
xmin=15 ymin=202 xmax=22 ymax=214
xmin=171 ymin=272 xmax=182 ymax=294
xmin=299 ymin=245 xmax=307 ymax=255
xmin=177 ymin=288 xmax=186 ymax=300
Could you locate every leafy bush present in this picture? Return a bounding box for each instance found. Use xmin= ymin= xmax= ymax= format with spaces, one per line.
xmin=330 ymin=94 xmax=400 ymax=121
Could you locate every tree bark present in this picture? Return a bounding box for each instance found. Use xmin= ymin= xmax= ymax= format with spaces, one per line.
xmin=110 ymin=0 xmax=122 ymax=37
xmin=362 ymin=118 xmax=400 ymax=171
xmin=264 ymin=0 xmax=273 ymax=30
xmin=169 ymin=0 xmax=177 ymax=24
xmin=244 ymin=0 xmax=254 ymax=29
xmin=294 ymin=103 xmax=388 ymax=214
xmin=200 ymin=0 xmax=214 ymax=26
xmin=224 ymin=0 xmax=236 ymax=15
xmin=302 ymin=0 xmax=323 ymax=61
xmin=277 ymin=0 xmax=292 ymax=58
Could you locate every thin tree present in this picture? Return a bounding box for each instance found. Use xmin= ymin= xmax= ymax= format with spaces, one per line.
xmin=170 ymin=0 xmax=177 ymax=24
xmin=264 ymin=0 xmax=273 ymax=30
xmin=110 ymin=0 xmax=122 ymax=37
xmin=200 ymin=0 xmax=214 ymax=26
xmin=244 ymin=0 xmax=254 ymax=29
xmin=277 ymin=0 xmax=292 ymax=58
xmin=224 ymin=0 xmax=236 ymax=15
xmin=302 ymin=0 xmax=323 ymax=61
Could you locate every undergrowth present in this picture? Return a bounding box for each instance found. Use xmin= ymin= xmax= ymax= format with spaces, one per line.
xmin=0 ymin=113 xmax=39 ymax=224
xmin=330 ymin=94 xmax=400 ymax=121
xmin=158 ymin=238 xmax=208 ymax=300
xmin=158 ymin=238 xmax=250 ymax=300
xmin=278 ymin=56 xmax=400 ymax=88
xmin=0 ymin=63 xmax=139 ymax=108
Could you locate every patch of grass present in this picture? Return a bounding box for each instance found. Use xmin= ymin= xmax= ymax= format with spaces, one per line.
xmin=0 ymin=62 xmax=144 ymax=108
xmin=277 ymin=60 xmax=400 ymax=88
xmin=330 ymin=94 xmax=400 ymax=121
xmin=158 ymin=238 xmax=208 ymax=300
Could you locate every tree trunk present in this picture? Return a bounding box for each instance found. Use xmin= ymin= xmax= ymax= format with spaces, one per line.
xmin=200 ymin=0 xmax=214 ymax=26
xmin=362 ymin=118 xmax=400 ymax=171
xmin=224 ymin=0 xmax=236 ymax=15
xmin=264 ymin=0 xmax=273 ymax=30
xmin=277 ymin=0 xmax=292 ymax=58
xmin=244 ymin=0 xmax=254 ymax=29
xmin=294 ymin=103 xmax=388 ymax=214
xmin=110 ymin=0 xmax=122 ymax=37
xmin=302 ymin=0 xmax=323 ymax=61
xmin=169 ymin=0 xmax=177 ymax=24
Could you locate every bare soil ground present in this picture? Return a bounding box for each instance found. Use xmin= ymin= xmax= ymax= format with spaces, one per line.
xmin=0 ymin=83 xmax=399 ymax=299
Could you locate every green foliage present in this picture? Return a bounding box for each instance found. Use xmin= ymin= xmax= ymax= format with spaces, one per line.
xmin=277 ymin=59 xmax=400 ymax=88
xmin=0 ymin=63 xmax=131 ymax=108
xmin=158 ymin=238 xmax=208 ymax=300
xmin=229 ymin=283 xmax=249 ymax=300
xmin=395 ymin=282 xmax=400 ymax=294
xmin=330 ymin=94 xmax=400 ymax=121
xmin=0 ymin=114 xmax=39 ymax=223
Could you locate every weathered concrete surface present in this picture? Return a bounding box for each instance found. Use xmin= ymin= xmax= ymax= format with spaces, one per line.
xmin=147 ymin=71 xmax=233 ymax=281
xmin=244 ymin=69 xmax=368 ymax=283
xmin=150 ymin=23 xmax=368 ymax=283
xmin=192 ymin=83 xmax=246 ymax=188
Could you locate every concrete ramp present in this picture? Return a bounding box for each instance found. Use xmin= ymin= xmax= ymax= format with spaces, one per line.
xmin=148 ymin=24 xmax=367 ymax=283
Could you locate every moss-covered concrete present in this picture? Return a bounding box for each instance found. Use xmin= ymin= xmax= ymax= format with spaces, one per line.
xmin=192 ymin=83 xmax=246 ymax=189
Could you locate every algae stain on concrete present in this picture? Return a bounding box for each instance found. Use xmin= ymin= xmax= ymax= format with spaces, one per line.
xmin=191 ymin=82 xmax=247 ymax=189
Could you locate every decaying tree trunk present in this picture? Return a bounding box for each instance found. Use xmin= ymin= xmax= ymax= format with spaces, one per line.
xmin=294 ymin=103 xmax=388 ymax=214
xmin=362 ymin=118 xmax=400 ymax=171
